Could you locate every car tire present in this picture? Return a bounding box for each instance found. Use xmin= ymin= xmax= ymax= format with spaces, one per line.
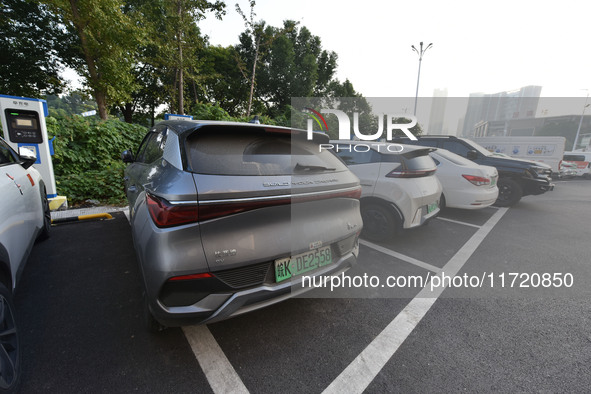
xmin=360 ymin=203 xmax=399 ymax=242
xmin=440 ymin=194 xmax=447 ymax=210
xmin=494 ymin=178 xmax=523 ymax=207
xmin=37 ymin=187 xmax=51 ymax=242
xmin=0 ymin=282 xmax=21 ymax=393
xmin=143 ymin=292 xmax=166 ymax=334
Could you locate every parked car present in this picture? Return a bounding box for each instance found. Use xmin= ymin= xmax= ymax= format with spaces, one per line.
xmin=389 ymin=136 xmax=554 ymax=207
xmin=0 ymin=137 xmax=51 ymax=392
xmin=429 ymin=148 xmax=498 ymax=209
xmin=122 ymin=121 xmax=362 ymax=330
xmin=559 ymin=160 xmax=578 ymax=179
xmin=330 ymin=141 xmax=441 ymax=242
xmin=563 ymin=152 xmax=591 ymax=178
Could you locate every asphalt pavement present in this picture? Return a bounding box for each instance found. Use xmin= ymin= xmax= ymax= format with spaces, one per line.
xmin=14 ymin=179 xmax=591 ymax=393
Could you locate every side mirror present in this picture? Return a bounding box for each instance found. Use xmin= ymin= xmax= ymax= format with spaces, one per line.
xmin=18 ymin=147 xmax=37 ymax=169
xmin=121 ymin=149 xmax=134 ymax=163
xmin=466 ymin=150 xmax=478 ymax=160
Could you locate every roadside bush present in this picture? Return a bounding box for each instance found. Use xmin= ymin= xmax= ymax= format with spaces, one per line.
xmin=46 ymin=116 xmax=147 ymax=204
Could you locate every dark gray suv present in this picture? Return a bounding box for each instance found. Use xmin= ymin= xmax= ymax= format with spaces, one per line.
xmin=122 ymin=121 xmax=362 ymax=330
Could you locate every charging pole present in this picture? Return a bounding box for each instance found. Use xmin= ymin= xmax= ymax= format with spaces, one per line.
xmin=0 ymin=94 xmax=64 ymax=207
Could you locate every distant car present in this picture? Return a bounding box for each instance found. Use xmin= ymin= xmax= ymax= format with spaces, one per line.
xmin=563 ymin=152 xmax=591 ymax=178
xmin=429 ymin=149 xmax=499 ymax=209
xmin=559 ymin=160 xmax=578 ymax=179
xmin=122 ymin=121 xmax=362 ymax=330
xmin=330 ymin=141 xmax=441 ymax=242
xmin=0 ymin=137 xmax=51 ymax=392
xmin=389 ymin=135 xmax=554 ymax=207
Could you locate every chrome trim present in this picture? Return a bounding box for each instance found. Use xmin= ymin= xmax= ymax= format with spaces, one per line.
xmin=197 ymin=185 xmax=360 ymax=205
xmin=168 ymin=200 xmax=199 ymax=205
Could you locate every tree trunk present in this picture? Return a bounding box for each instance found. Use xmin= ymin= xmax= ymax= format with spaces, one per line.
xmin=120 ymin=102 xmax=133 ymax=123
xmin=69 ymin=0 xmax=108 ymax=120
xmin=247 ymin=36 xmax=260 ymax=118
xmin=177 ymin=1 xmax=184 ymax=115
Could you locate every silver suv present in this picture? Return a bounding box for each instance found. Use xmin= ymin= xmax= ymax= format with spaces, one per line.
xmin=122 ymin=121 xmax=362 ymax=330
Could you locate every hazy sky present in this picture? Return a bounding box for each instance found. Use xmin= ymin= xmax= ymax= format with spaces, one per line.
xmin=199 ymin=0 xmax=591 ymax=102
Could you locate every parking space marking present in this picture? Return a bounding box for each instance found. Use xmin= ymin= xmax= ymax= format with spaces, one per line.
xmin=436 ymin=216 xmax=482 ymax=229
xmin=323 ymin=207 xmax=509 ymax=394
xmin=123 ymin=210 xmax=247 ymax=393
xmin=183 ymin=325 xmax=250 ymax=394
xmin=360 ymin=240 xmax=442 ymax=273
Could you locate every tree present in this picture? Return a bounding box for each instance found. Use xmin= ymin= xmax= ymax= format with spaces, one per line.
xmin=0 ymin=0 xmax=71 ymax=97
xmin=253 ymin=20 xmax=338 ymax=116
xmin=236 ymin=1 xmax=269 ymax=117
xmin=43 ymin=0 xmax=142 ymax=120
xmin=197 ymin=45 xmax=250 ymax=116
xmin=140 ymin=0 xmax=225 ymax=115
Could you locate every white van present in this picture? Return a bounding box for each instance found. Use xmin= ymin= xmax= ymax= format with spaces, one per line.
xmin=474 ymin=136 xmax=566 ymax=173
xmin=563 ymin=151 xmax=591 ymax=178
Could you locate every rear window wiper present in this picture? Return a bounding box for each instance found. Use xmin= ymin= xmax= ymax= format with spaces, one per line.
xmin=294 ymin=163 xmax=335 ymax=172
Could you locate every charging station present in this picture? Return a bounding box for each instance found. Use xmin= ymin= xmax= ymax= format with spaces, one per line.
xmin=0 ymin=94 xmax=65 ymax=208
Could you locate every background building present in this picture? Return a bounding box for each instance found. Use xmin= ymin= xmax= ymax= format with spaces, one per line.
xmin=462 ymin=85 xmax=542 ymax=137
xmin=427 ymin=88 xmax=448 ymax=134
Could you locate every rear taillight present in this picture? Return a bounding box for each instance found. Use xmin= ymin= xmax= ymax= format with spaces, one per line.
xmin=386 ymin=169 xmax=436 ymax=178
xmin=200 ymin=186 xmax=362 ymax=221
xmin=146 ymin=193 xmax=199 ymax=227
xmin=462 ymin=174 xmax=491 ymax=186
xmin=147 ymin=186 xmax=362 ymax=225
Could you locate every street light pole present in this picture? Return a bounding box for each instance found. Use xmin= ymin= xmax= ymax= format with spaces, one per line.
xmin=573 ymin=91 xmax=590 ymax=151
xmin=411 ymin=41 xmax=433 ymax=116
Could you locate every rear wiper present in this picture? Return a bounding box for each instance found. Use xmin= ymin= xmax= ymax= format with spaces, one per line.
xmin=294 ymin=163 xmax=335 ymax=172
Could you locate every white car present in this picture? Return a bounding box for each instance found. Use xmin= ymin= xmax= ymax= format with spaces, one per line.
xmin=331 ymin=141 xmax=442 ymax=242
xmin=429 ymin=148 xmax=498 ymax=209
xmin=0 ymin=137 xmax=51 ymax=392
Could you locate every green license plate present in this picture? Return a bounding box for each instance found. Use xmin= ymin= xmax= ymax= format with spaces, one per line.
xmin=275 ymin=246 xmax=333 ymax=283
xmin=428 ymin=202 xmax=438 ymax=213
xmin=491 ymin=177 xmax=497 ymax=187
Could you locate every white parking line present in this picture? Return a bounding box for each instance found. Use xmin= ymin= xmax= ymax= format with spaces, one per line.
xmin=360 ymin=240 xmax=442 ymax=273
xmin=323 ymin=207 xmax=509 ymax=394
xmin=183 ymin=325 xmax=250 ymax=394
xmin=436 ymin=216 xmax=482 ymax=229
xmin=123 ymin=210 xmax=247 ymax=393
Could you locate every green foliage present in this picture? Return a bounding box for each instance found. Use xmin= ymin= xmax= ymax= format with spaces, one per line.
xmin=46 ymin=116 xmax=147 ymax=204
xmin=0 ymin=0 xmax=71 ymax=96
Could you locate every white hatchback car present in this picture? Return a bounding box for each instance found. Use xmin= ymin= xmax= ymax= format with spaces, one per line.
xmin=331 ymin=141 xmax=442 ymax=242
xmin=429 ymin=148 xmax=498 ymax=209
xmin=0 ymin=137 xmax=51 ymax=391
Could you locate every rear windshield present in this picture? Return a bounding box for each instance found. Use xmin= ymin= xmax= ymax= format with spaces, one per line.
xmin=185 ymin=127 xmax=348 ymax=175
xmin=434 ymin=149 xmax=474 ymax=166
xmin=564 ymin=154 xmax=586 ymax=161
xmin=403 ymin=154 xmax=437 ymax=171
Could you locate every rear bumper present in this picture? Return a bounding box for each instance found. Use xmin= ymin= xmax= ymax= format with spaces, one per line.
xmin=150 ymin=250 xmax=358 ymax=327
xmin=446 ymin=187 xmax=499 ymax=210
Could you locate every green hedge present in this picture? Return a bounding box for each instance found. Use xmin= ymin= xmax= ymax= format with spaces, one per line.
xmin=47 ymin=116 xmax=147 ymax=204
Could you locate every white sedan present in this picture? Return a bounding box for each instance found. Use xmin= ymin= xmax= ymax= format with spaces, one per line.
xmin=0 ymin=137 xmax=51 ymax=392
xmin=430 ymin=148 xmax=499 ymax=209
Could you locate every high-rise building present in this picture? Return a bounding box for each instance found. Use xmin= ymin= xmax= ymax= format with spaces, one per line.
xmin=427 ymin=88 xmax=448 ymax=134
xmin=462 ymin=85 xmax=542 ymax=137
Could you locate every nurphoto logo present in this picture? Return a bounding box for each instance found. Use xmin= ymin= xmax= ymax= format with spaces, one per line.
xmin=304 ymin=108 xmax=418 ymax=141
